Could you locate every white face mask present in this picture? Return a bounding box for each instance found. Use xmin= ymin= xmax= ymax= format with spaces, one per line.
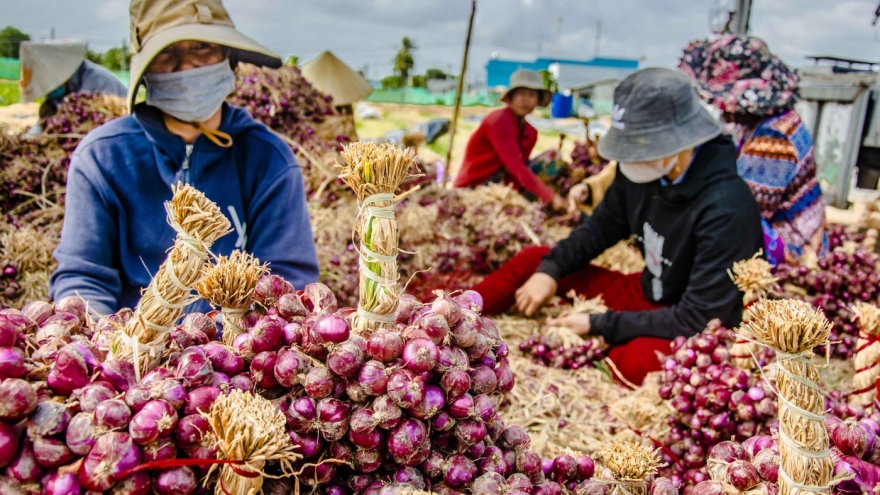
xmin=619 ymin=156 xmax=678 ymax=184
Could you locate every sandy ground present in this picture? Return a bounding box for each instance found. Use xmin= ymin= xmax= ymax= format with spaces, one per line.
xmin=0 ymin=102 xmax=38 ymax=134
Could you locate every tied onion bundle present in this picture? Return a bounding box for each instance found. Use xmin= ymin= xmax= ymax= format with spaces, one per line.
xmin=195 ymin=250 xmax=268 ymax=346
xmin=739 ymin=300 xmax=837 ymax=495
xmin=850 ymin=303 xmax=880 ymax=408
xmin=728 ymin=254 xmax=777 ymax=370
xmin=337 ymin=142 xmax=418 ymax=335
xmin=114 ymin=184 xmax=231 ymax=377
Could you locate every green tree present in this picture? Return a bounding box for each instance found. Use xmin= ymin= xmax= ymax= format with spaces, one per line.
xmin=0 ymin=26 xmax=31 ymax=59
xmin=86 ymin=49 xmax=103 ymax=65
xmin=425 ymin=68 xmax=448 ymax=80
xmin=380 ymin=75 xmax=402 ymax=90
xmin=412 ymin=74 xmax=426 ymax=88
xmin=393 ymin=36 xmax=415 ymax=85
xmin=101 ymin=46 xmax=131 ymax=71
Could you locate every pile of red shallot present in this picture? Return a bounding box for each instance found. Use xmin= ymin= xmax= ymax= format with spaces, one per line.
xmin=517 ymin=332 xmax=605 ymax=370
xmin=0 ymin=274 xmax=619 ymax=494
xmin=776 ymin=242 xmax=879 ymax=359
xmin=655 ymin=321 xmax=777 ymax=489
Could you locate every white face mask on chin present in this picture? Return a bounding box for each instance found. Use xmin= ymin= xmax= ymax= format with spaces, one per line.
xmin=619 ymin=156 xmax=678 ymax=184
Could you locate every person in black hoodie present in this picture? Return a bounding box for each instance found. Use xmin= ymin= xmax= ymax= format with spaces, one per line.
xmin=472 ymin=68 xmax=763 ymax=384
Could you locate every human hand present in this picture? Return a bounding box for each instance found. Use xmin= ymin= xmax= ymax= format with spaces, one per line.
xmin=550 ymin=194 xmax=568 ymax=213
xmin=567 ymin=183 xmax=589 ymax=214
xmin=514 ymin=272 xmax=558 ymax=317
xmin=547 ymin=310 xmax=592 ymax=336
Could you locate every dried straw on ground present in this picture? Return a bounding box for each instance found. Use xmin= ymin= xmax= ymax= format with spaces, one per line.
xmin=740 ymin=299 xmax=835 ymax=495
xmin=595 ymin=441 xmax=663 ymax=495
xmin=850 ymin=303 xmax=880 ymax=407
xmin=496 ymin=312 xmax=671 ymax=459
xmin=728 ymin=253 xmax=777 ymax=369
xmin=195 ymin=250 xmax=268 ymax=345
xmin=204 ymin=390 xmax=300 ymax=495
xmin=0 ymin=207 xmax=63 ymax=308
xmin=115 ymin=184 xmax=231 ymax=377
xmin=338 ymin=142 xmax=418 ymax=335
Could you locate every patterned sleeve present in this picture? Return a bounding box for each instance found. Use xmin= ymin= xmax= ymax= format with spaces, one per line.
xmin=737 ymin=112 xmax=824 ymax=255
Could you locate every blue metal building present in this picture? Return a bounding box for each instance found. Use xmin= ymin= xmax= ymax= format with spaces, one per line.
xmin=486 ymin=56 xmax=639 ymax=91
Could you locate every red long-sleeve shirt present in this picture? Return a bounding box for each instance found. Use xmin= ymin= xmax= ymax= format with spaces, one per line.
xmin=453 ymin=107 xmax=556 ymax=203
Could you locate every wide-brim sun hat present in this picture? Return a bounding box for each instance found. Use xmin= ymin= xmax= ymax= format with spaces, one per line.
xmin=127 ymin=0 xmax=282 ymax=111
xmin=300 ymin=50 xmax=373 ymax=107
xmin=597 ymin=68 xmax=722 ymax=163
xmin=501 ymin=69 xmax=552 ymax=107
xmin=678 ymin=34 xmax=799 ymax=116
xmin=19 ymin=40 xmax=88 ymax=103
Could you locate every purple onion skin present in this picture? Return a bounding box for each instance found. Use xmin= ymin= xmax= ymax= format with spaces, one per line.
xmin=5 ymin=437 xmax=40 ymax=482
xmin=0 ymin=378 xmax=37 ymax=421
xmin=154 ymin=466 xmax=196 ymax=495
xmin=444 ymin=454 xmax=477 ymax=488
xmin=42 ymin=472 xmax=82 ymax=495
xmin=110 ymin=470 xmax=152 ymax=495
xmin=99 ymin=359 xmax=136 ymax=392
xmin=27 ymin=401 xmax=70 ymax=438
xmin=78 ymin=432 xmax=141 ymax=491
xmin=66 ymin=412 xmax=98 ymax=456
xmin=32 ymin=437 xmax=74 ymax=468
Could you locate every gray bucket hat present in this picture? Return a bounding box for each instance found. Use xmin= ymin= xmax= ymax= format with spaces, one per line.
xmin=598 ymin=68 xmax=721 ymax=163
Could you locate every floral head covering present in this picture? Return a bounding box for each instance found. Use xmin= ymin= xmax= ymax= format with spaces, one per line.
xmin=678 ymin=35 xmax=799 ymax=116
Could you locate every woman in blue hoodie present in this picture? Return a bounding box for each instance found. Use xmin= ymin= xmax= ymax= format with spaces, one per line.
xmin=49 ymin=0 xmax=319 ymax=316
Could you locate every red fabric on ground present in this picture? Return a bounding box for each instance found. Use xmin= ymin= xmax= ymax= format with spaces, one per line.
xmin=472 ymin=245 xmax=669 ymax=385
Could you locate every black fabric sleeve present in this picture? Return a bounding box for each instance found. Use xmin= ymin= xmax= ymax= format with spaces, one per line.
xmin=536 ymin=174 xmax=632 ymax=280
xmin=589 ymin=200 xmax=761 ymax=345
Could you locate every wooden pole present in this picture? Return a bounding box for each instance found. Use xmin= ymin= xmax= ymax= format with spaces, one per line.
xmin=442 ymin=0 xmax=476 ymax=187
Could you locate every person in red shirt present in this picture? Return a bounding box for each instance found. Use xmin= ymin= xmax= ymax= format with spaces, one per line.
xmin=454 ymin=69 xmax=568 ymax=212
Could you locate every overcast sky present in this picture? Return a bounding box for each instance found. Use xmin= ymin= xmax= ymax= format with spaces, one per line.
xmin=3 ymin=0 xmax=880 ymax=82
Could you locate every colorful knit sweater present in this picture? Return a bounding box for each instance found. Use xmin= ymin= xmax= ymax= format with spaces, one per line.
xmin=736 ymin=109 xmax=825 ymax=257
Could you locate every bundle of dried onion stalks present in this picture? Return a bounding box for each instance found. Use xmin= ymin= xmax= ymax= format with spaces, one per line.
xmin=114 ymin=184 xmax=231 ymax=377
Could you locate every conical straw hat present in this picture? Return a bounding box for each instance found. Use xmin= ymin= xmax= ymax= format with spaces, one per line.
xmin=301 ymin=50 xmax=373 ymax=106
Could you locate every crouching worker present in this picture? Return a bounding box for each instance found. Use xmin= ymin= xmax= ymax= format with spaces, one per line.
xmin=454 ymin=69 xmax=568 ymax=212
xmin=472 ymin=68 xmax=763 ymax=385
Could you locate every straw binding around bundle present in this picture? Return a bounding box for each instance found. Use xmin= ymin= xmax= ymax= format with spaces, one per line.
xmin=850 ymin=302 xmax=880 ymax=407
xmin=337 ymin=142 xmax=418 ymax=335
xmin=114 ymin=183 xmax=231 ymax=378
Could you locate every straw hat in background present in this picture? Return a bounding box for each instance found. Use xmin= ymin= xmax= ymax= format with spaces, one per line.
xmin=501 ymin=69 xmax=552 ymax=107
xmin=19 ymin=40 xmax=88 ymax=103
xmin=300 ymin=50 xmax=373 ymax=107
xmin=127 ymin=0 xmax=282 ymax=110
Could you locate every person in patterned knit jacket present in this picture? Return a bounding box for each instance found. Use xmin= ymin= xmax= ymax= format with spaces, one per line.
xmin=679 ymin=34 xmax=826 ymax=266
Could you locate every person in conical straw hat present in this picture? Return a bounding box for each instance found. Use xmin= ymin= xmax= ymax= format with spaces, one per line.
xmin=454 ymin=69 xmax=569 ymax=212
xmin=19 ymin=40 xmax=127 ymax=133
xmin=49 ymin=0 xmax=319 ymax=316
xmin=471 ymin=68 xmax=763 ymax=385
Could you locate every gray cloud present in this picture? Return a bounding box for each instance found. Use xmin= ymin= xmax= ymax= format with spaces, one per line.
xmin=3 ymin=0 xmax=878 ymax=84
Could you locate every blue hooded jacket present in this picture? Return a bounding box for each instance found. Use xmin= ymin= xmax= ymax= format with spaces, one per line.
xmin=49 ymin=102 xmax=319 ymax=316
